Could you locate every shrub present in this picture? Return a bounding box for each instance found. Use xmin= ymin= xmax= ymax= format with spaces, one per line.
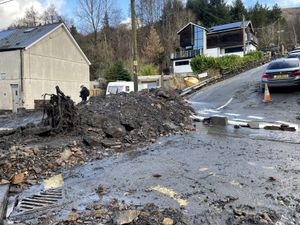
xmin=191 ymin=51 xmax=264 ymax=74
xmin=139 ymin=64 xmax=159 ymax=76
xmin=104 ymin=60 xmax=131 ymax=82
xmin=190 ymin=55 xmax=217 ymax=73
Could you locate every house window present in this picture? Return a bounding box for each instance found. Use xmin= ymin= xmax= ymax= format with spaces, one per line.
xmin=194 ymin=26 xmax=203 ymax=50
xmin=175 ymin=61 xmax=189 ymax=66
xmin=225 ymin=47 xmax=243 ymax=53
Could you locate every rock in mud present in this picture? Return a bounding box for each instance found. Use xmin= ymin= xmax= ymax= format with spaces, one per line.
xmin=114 ymin=210 xmax=141 ymax=225
xmin=163 ymin=218 xmax=174 ymax=225
xmin=10 ymin=172 xmax=26 ymax=185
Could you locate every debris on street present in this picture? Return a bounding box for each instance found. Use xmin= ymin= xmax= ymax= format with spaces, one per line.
xmin=0 ymin=88 xmax=195 ymax=188
xmin=57 ymin=201 xmax=190 ymax=225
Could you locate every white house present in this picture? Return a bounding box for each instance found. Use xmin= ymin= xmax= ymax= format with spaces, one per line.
xmin=0 ymin=23 xmax=91 ymax=112
xmin=171 ymin=21 xmax=258 ymax=74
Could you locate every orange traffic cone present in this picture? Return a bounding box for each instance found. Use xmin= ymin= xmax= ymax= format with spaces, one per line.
xmin=263 ymin=83 xmax=271 ymax=102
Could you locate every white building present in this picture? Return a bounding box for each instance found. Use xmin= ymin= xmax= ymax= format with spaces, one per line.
xmin=172 ymin=21 xmax=258 ymax=74
xmin=0 ymin=23 xmax=90 ymax=112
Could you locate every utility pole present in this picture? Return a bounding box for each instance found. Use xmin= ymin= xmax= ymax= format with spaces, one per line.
xmin=130 ymin=0 xmax=138 ymax=92
xmin=242 ymin=14 xmax=246 ymax=56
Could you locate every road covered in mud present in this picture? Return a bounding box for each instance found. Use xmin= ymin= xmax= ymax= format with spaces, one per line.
xmin=2 ymin=65 xmax=300 ymax=225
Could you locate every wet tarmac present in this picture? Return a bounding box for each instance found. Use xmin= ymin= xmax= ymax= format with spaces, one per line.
xmin=6 ymin=65 xmax=300 ymax=224
xmin=8 ymin=123 xmax=300 ymax=224
xmin=191 ymin=64 xmax=300 ymax=125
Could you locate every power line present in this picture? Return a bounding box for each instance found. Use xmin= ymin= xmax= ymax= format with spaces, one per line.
xmin=0 ymin=0 xmax=13 ymax=5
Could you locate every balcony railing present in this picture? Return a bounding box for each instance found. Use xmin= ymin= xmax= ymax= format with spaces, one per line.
xmin=171 ymin=49 xmax=203 ymax=60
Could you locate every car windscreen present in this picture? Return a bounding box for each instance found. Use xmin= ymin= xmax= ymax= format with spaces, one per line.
xmin=287 ymin=54 xmax=300 ymax=59
xmin=267 ymin=61 xmax=299 ymax=70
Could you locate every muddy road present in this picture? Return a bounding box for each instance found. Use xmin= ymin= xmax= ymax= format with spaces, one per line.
xmin=9 ymin=127 xmax=300 ymax=224
xmin=190 ymin=64 xmax=300 ymax=126
xmin=4 ymin=65 xmax=300 ymax=225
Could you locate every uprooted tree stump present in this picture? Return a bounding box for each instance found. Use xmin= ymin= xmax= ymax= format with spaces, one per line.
xmin=43 ymin=86 xmax=79 ymax=132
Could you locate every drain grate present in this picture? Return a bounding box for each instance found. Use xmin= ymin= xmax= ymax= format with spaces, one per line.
xmin=18 ymin=189 xmax=63 ymax=212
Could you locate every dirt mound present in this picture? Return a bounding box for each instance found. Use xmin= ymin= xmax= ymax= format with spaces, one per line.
xmin=0 ymin=88 xmax=195 ymax=187
xmin=77 ymin=89 xmax=195 ymax=147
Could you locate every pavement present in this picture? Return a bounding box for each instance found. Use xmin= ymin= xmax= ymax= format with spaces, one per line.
xmin=5 ymin=65 xmax=300 ymax=224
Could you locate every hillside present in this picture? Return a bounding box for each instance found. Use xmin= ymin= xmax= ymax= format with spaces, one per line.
xmin=281 ymin=7 xmax=300 ymax=47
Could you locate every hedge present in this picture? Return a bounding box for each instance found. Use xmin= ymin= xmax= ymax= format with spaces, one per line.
xmin=190 ymin=51 xmax=264 ymax=74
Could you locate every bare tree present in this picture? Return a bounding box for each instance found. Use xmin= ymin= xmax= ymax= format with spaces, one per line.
xmin=41 ymin=4 xmax=60 ymax=24
xmin=14 ymin=5 xmax=40 ymax=27
xmin=136 ymin=0 xmax=164 ymax=26
xmin=76 ymin=0 xmax=106 ymax=44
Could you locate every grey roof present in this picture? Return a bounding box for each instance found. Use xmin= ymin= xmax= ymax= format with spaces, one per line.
xmin=0 ymin=23 xmax=62 ymax=51
xmin=209 ymin=21 xmax=251 ymax=32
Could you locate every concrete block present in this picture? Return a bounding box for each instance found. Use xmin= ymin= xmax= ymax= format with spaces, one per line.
xmin=0 ymin=184 xmax=9 ymax=220
xmin=210 ymin=116 xmax=228 ymax=126
xmin=248 ymin=122 xmax=260 ymax=129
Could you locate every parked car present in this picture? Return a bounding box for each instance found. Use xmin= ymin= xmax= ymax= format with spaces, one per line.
xmin=287 ymin=53 xmax=300 ymax=59
xmin=288 ymin=49 xmax=300 ymax=54
xmin=261 ymin=58 xmax=300 ymax=91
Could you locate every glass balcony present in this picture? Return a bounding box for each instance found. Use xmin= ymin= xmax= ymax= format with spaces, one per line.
xmin=171 ymin=49 xmax=203 ymax=60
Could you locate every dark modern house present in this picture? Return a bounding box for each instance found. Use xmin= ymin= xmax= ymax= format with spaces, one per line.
xmin=171 ymin=21 xmax=258 ymax=74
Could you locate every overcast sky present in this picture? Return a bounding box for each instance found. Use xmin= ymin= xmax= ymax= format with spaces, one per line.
xmin=0 ymin=0 xmax=300 ymax=30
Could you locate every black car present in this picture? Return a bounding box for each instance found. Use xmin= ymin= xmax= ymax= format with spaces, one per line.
xmin=261 ymin=58 xmax=300 ymax=91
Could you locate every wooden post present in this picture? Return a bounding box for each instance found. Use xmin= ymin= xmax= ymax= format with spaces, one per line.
xmin=131 ymin=0 xmax=138 ymax=92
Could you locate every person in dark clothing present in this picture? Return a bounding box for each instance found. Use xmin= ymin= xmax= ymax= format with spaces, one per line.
xmin=80 ymin=85 xmax=89 ymax=102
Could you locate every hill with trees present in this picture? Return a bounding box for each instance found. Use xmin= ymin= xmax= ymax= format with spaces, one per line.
xmin=8 ymin=0 xmax=293 ymax=80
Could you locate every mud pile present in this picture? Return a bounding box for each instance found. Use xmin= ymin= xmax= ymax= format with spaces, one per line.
xmin=0 ymin=89 xmax=195 ymax=186
xmin=77 ymin=89 xmax=195 ymax=147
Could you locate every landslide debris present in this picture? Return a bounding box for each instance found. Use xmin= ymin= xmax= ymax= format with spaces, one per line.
xmin=77 ymin=89 xmax=195 ymax=146
xmin=57 ymin=201 xmax=191 ymax=225
xmin=0 ymin=88 xmax=195 ymax=187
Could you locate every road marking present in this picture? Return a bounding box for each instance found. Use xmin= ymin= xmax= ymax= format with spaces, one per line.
xmin=216 ymin=97 xmax=233 ymax=111
xmin=248 ymin=115 xmax=264 ymax=120
xmin=205 ymin=109 xmax=220 ymax=113
xmin=225 ymin=113 xmax=240 ymax=116
xmin=262 ymin=166 xmax=274 ymax=170
xmin=232 ymin=118 xmax=252 ymax=122
xmin=198 ymin=111 xmax=209 ymax=115
xmin=150 ymin=185 xmax=188 ymax=206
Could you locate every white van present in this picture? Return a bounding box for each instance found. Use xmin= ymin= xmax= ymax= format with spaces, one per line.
xmin=106 ymin=81 xmax=134 ymax=95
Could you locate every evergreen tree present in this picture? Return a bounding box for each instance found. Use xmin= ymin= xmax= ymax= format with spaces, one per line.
xmin=187 ymin=0 xmax=230 ymax=26
xmin=104 ymin=60 xmax=131 ymax=82
xmin=103 ymin=11 xmax=110 ymax=29
xmin=208 ymin=0 xmax=231 ymax=25
xmin=186 ymin=0 xmax=209 ymax=26
xmin=248 ymin=2 xmax=269 ymax=27
xmin=70 ymin=25 xmax=81 ymax=42
xmin=230 ymin=0 xmax=247 ymax=22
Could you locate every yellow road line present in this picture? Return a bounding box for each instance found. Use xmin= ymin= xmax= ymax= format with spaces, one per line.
xmin=150 ymin=185 xmax=188 ymax=206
